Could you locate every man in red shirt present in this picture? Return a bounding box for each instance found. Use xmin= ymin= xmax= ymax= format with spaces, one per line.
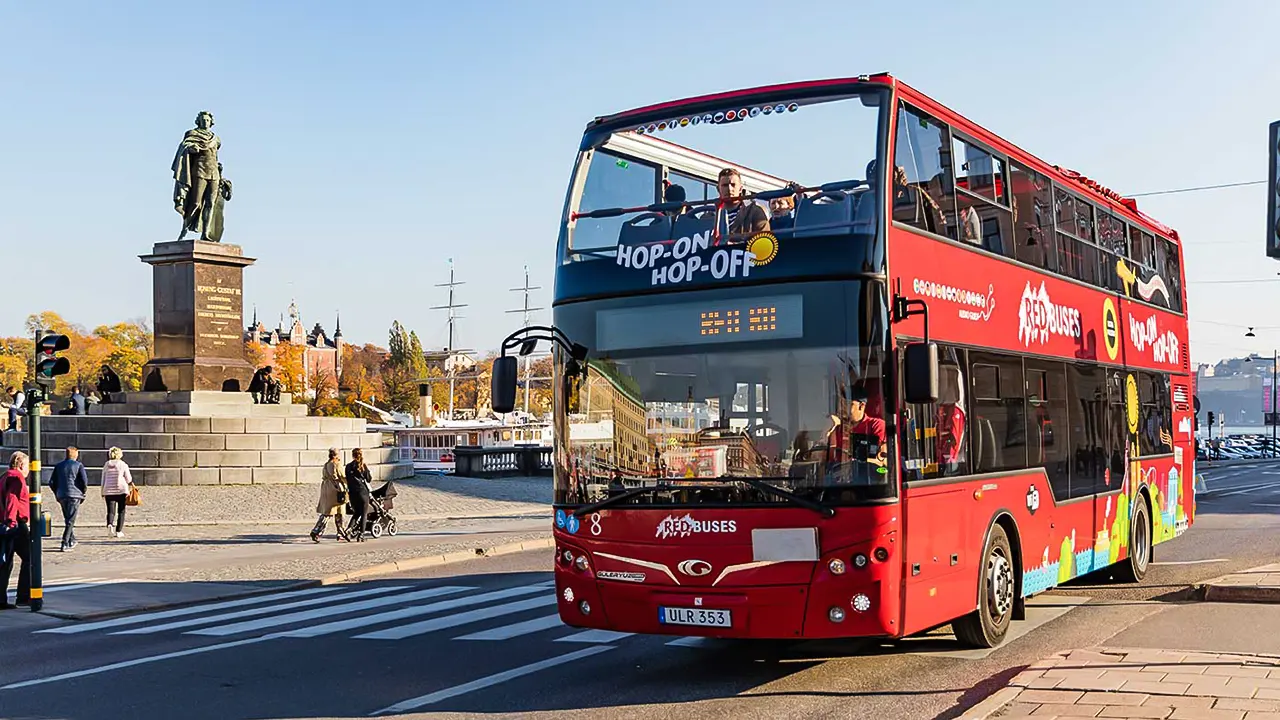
xmin=1 ymin=450 xmax=32 ymax=608
xmin=825 ymin=386 xmax=888 ymax=474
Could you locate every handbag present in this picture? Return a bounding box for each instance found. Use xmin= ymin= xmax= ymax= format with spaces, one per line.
xmin=125 ymin=483 xmax=141 ymax=507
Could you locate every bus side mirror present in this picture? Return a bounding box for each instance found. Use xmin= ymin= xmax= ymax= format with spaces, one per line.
xmin=904 ymin=342 xmax=939 ymax=404
xmin=491 ymin=356 xmax=518 ymax=414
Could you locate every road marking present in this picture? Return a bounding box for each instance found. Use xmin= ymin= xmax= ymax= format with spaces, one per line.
xmin=1211 ymin=482 xmax=1280 ymax=498
xmin=372 ymin=646 xmax=614 ymax=714
xmin=1152 ymin=559 xmax=1229 ymax=566
xmin=1200 ymin=480 xmax=1280 ymax=498
xmin=665 ymin=636 xmax=713 ymax=648
xmin=898 ymin=595 xmax=1089 ymax=660
xmin=186 ymin=585 xmax=473 ymax=637
xmin=1257 ymin=503 xmax=1280 ymax=508
xmin=554 ymin=629 xmax=634 ymax=644
xmin=113 ymin=585 xmax=407 ymax=635
xmin=1 ymin=634 xmax=281 ymax=690
xmin=356 ymin=595 xmax=557 ymax=640
xmin=455 ymin=614 xmax=564 ymax=641
xmin=37 ymin=586 xmax=343 ymax=635
xmin=281 ymin=583 xmax=551 ymax=638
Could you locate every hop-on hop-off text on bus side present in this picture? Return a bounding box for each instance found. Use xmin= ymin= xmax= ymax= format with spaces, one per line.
xmin=491 ymin=73 xmax=1193 ymax=648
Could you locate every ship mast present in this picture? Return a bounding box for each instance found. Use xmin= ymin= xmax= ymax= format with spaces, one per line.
xmin=430 ymin=258 xmax=471 ymax=420
xmin=506 ymin=265 xmax=547 ymax=415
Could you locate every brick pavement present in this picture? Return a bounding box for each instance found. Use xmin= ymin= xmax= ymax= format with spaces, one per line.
xmin=983 ymin=647 xmax=1280 ymax=719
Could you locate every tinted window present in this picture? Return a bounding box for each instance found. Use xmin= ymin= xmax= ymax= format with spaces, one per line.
xmin=1010 ymin=162 xmax=1056 ymax=272
xmin=1068 ymin=365 xmax=1109 ymax=497
xmin=969 ymin=353 xmax=1026 ymax=472
xmin=1096 ymin=211 xmax=1126 ymax=293
xmin=952 ymin=134 xmax=1006 ymax=204
xmin=1139 ymin=372 xmax=1173 ymax=456
xmin=1129 ymin=227 xmax=1156 ymax=270
xmin=1160 ymin=238 xmax=1183 ymax=312
xmin=668 ymin=170 xmax=712 ymax=204
xmin=901 ymin=346 xmax=969 ymax=481
xmin=955 ymin=191 xmax=1014 ymax=256
xmin=1027 ymin=361 xmax=1070 ymax=500
xmin=892 ymin=103 xmax=951 ymax=237
xmin=575 ymin=151 xmax=658 ymax=251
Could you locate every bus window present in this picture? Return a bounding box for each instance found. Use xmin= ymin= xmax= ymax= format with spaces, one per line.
xmin=968 ymin=352 xmax=1027 ymax=473
xmin=573 ymin=150 xmax=659 ymax=254
xmin=1138 ymin=372 xmax=1173 ymax=456
xmin=901 ymin=345 xmax=968 ymax=481
xmin=1010 ymin=162 xmax=1056 ymax=272
xmin=1026 ymin=361 xmax=1069 ymax=501
xmin=1161 ymin=238 xmax=1182 ymax=312
xmin=892 ymin=103 xmax=951 ymax=238
xmin=1068 ymin=364 xmax=1108 ymax=497
xmin=1096 ymin=210 xmax=1127 ymax=292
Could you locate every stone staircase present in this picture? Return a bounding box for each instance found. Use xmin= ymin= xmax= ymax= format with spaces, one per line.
xmin=0 ymin=391 xmax=414 ymax=486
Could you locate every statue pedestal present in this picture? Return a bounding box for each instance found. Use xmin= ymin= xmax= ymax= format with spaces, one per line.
xmin=140 ymin=240 xmax=256 ymax=392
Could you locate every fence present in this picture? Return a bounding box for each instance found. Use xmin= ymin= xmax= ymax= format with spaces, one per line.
xmin=453 ymin=445 xmax=553 ymax=478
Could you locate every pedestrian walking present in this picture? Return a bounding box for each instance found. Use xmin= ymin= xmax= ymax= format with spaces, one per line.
xmin=0 ymin=451 xmax=32 ymax=609
xmin=345 ymin=448 xmax=373 ymax=542
xmin=49 ymin=447 xmax=88 ymax=551
xmin=310 ymin=449 xmax=349 ymax=542
xmin=101 ymin=447 xmax=133 ymax=538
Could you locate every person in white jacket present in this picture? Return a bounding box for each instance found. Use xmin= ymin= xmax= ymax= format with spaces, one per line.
xmin=101 ymin=447 xmax=133 ymax=538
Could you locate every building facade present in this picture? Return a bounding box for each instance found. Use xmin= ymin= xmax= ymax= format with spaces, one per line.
xmin=244 ymin=302 xmax=343 ymax=395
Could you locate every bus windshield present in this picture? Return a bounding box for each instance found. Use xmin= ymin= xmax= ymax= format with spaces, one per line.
xmin=551 ymin=280 xmax=893 ymax=509
xmin=557 ymin=88 xmax=889 ymax=298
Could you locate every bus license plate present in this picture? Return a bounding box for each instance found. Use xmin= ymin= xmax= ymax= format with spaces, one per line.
xmin=659 ymin=606 xmax=731 ymax=627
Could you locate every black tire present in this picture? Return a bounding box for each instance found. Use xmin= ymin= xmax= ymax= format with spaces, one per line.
xmin=1115 ymin=496 xmax=1151 ymax=582
xmin=953 ymin=524 xmax=1015 ymax=649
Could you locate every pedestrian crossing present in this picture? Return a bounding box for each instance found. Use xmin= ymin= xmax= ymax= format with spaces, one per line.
xmin=33 ymin=578 xmax=714 ymax=650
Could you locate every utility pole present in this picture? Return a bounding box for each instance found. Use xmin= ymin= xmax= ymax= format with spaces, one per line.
xmin=506 ymin=265 xmax=547 ymax=415
xmin=27 ymin=327 xmax=69 ymax=613
xmin=430 ymin=258 xmax=469 ymax=420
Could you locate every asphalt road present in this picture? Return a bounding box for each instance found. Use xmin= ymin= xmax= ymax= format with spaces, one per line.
xmin=0 ymin=463 xmax=1277 ymax=720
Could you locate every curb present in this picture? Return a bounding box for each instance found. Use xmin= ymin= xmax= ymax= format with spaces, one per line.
xmin=1195 ymin=583 xmax=1280 ymax=604
xmin=957 ymin=686 xmax=1022 ymax=720
xmin=118 ymin=513 xmax=550 ymax=529
xmin=317 ymin=536 xmax=556 ymax=584
xmin=39 ymin=534 xmax=554 ymax=621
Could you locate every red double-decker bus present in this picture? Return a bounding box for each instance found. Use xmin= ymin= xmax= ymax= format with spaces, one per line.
xmin=494 ymin=74 xmax=1193 ymax=648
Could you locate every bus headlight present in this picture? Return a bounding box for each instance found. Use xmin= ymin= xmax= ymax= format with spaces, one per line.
xmin=579 ymin=600 xmax=591 ymax=615
xmin=574 ymin=555 xmax=590 ymax=572
xmin=828 ymin=558 xmax=847 ymax=575
xmin=851 ymin=594 xmax=872 ymax=613
xmin=852 ymin=553 xmax=869 ymax=569
xmin=828 ymin=606 xmax=847 ymax=623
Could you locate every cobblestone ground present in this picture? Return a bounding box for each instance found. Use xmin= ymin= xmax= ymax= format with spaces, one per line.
xmin=90 ymin=474 xmax=550 ymax=525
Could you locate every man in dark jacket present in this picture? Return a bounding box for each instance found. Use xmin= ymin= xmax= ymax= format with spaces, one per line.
xmin=49 ymin=447 xmax=89 ymax=551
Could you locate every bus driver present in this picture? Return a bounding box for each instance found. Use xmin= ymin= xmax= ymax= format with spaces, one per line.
xmin=824 ymin=385 xmax=888 ymax=482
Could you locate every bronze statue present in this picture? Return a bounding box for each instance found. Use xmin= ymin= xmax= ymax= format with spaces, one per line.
xmin=172 ymin=111 xmax=232 ymax=241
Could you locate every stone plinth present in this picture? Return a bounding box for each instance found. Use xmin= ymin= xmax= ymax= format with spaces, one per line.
xmin=140 ymin=240 xmax=256 ymax=392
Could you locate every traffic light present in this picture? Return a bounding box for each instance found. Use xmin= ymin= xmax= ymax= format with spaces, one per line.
xmin=34 ymin=333 xmax=70 ymax=389
xmin=1207 ymin=411 xmax=1215 ymax=428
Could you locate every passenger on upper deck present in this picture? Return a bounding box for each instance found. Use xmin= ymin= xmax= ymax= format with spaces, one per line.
xmin=662 ymin=182 xmax=688 ymax=218
xmin=716 ymin=167 xmax=769 ymax=242
xmin=769 ymin=196 xmax=796 ymax=232
xmin=888 ymin=164 xmax=946 ymax=236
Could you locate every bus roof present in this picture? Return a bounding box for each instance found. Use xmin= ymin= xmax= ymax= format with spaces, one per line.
xmin=592 ymin=73 xmax=1179 ymax=243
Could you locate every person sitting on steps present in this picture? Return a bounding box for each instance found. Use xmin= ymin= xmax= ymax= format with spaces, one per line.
xmin=248 ymin=366 xmax=281 ymax=405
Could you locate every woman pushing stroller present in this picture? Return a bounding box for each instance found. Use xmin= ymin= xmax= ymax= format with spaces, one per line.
xmin=345 ymin=448 xmax=374 ymax=542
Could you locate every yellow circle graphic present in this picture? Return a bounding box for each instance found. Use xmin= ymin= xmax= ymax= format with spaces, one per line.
xmin=1102 ymin=298 xmax=1120 ymax=361
xmin=1125 ymin=374 xmax=1140 ymax=434
xmin=747 ymin=232 xmax=778 ymax=266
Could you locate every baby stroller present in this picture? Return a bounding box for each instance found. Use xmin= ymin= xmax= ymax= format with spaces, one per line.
xmin=346 ymin=479 xmax=399 ymax=540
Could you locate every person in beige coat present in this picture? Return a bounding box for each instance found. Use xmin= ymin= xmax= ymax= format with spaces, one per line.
xmin=310 ymin=449 xmax=349 ymax=542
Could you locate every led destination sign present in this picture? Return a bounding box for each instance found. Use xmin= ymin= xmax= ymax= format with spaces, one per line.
xmin=596 ymin=295 xmax=803 ymax=351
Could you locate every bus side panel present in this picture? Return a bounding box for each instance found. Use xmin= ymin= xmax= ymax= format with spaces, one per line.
xmin=899 ymin=483 xmax=979 ymax=636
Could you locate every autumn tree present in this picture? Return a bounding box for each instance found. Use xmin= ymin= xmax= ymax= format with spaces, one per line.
xmin=245 ymin=340 xmax=271 ymax=370
xmin=307 ymin=366 xmax=343 ymax=416
xmin=273 ymin=341 xmax=306 ymax=395
xmin=94 ymin=320 xmax=152 ymax=391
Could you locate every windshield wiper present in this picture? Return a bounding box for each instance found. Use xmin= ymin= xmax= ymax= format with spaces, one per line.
xmin=571 ymin=478 xmax=835 ymax=519
xmin=731 ymin=477 xmax=836 ymax=518
xmin=573 ymin=485 xmax=668 ymax=517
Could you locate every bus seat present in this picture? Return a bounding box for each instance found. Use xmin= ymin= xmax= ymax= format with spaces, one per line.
xmin=618 ymin=212 xmax=673 ymax=246
xmin=673 ymin=206 xmax=716 ymax=241
xmin=849 ymin=191 xmax=876 ymax=235
xmin=794 ymin=191 xmax=854 ymax=237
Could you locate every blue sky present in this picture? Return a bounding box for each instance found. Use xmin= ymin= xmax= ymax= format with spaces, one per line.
xmin=2 ymin=1 xmax=1278 ymax=364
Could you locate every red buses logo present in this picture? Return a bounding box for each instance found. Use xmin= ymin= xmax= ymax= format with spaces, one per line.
xmin=1017 ymin=281 xmax=1081 ymax=346
xmin=655 ymin=514 xmax=738 ymax=539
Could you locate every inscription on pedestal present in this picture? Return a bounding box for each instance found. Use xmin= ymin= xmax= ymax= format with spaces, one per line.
xmin=194 ymin=265 xmax=244 ymax=357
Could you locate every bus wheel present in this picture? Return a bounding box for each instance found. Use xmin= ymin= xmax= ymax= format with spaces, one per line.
xmin=1116 ymin=496 xmax=1151 ymax=582
xmin=953 ymin=524 xmax=1014 ymax=649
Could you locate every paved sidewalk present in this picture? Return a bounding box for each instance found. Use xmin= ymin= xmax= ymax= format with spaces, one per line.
xmin=1199 ymin=563 xmax=1280 ymax=604
xmin=975 ymin=647 xmax=1280 ymax=719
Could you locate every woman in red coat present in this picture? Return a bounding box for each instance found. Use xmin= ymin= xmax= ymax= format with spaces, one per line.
xmin=1 ymin=451 xmax=32 ymax=609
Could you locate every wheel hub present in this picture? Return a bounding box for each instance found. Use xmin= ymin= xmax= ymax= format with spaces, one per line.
xmin=988 ymin=551 xmax=1014 ymax=620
